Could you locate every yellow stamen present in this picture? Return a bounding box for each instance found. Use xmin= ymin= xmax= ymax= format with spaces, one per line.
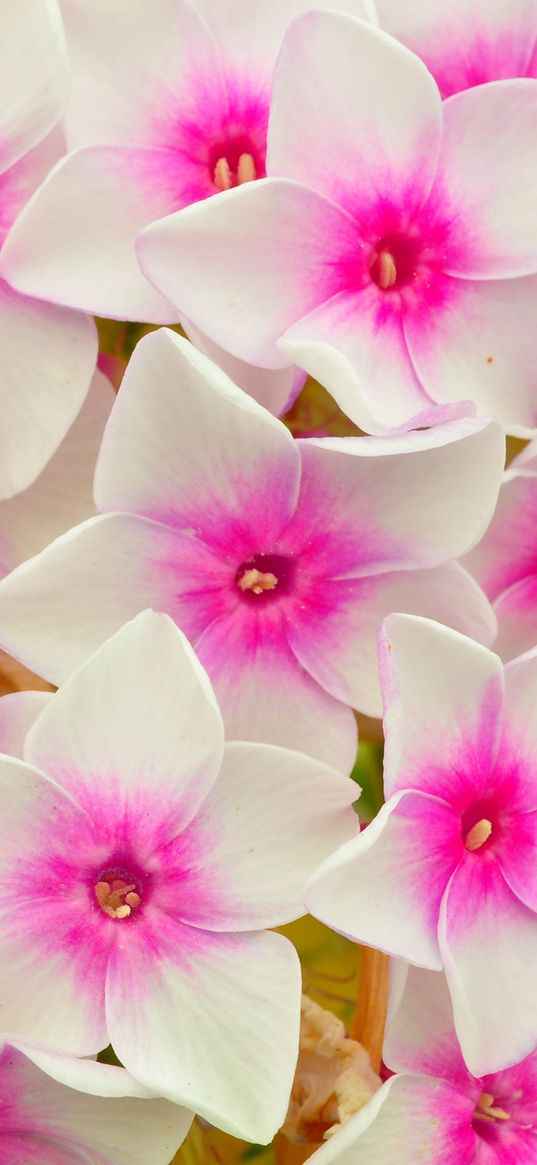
xmin=237 ymin=152 xmax=257 ymax=184
xmin=465 ymin=818 xmax=493 ymax=852
xmin=475 ymin=1091 xmax=510 ymax=1123
xmin=238 ymin=568 xmax=278 ymax=595
xmin=214 ymin=157 xmax=232 ymax=191
xmin=95 ymin=878 xmax=141 ymax=920
xmin=376 ymin=250 xmax=397 ymax=290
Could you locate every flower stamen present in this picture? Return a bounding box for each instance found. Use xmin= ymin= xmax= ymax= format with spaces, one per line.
xmin=213 ymin=153 xmax=257 ymax=192
xmin=464 ymin=818 xmax=493 ymax=852
xmin=475 ymin=1091 xmax=511 ymax=1123
xmin=371 ymin=249 xmax=398 ymax=290
xmin=214 ymin=157 xmax=232 ymax=191
xmin=95 ymin=877 xmax=141 ymax=920
xmin=238 ymin=568 xmax=278 ymax=595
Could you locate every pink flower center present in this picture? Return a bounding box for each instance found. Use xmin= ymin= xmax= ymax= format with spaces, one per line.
xmin=368 ymin=233 xmax=422 ymax=292
xmin=474 ymin=1091 xmax=511 ymax=1125
xmin=235 ymin=553 xmax=294 ymax=602
xmin=461 ymin=801 xmax=496 ymax=853
xmin=94 ymin=866 xmax=142 ymax=920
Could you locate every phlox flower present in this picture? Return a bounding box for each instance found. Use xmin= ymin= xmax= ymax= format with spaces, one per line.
xmin=0 ymin=609 xmax=359 ymax=1141
xmin=304 ymin=965 xmax=537 ymax=1165
xmin=307 ymin=613 xmax=537 ymax=1075
xmin=0 ymin=369 xmax=113 ymax=580
xmin=138 ymin=13 xmax=537 ymax=435
xmin=0 ymin=1036 xmax=191 ymax=1165
xmin=376 ymin=0 xmax=537 ymax=98
xmin=0 ymin=330 xmax=504 ymax=769
xmin=0 ymin=0 xmax=372 ymax=417
xmin=0 ymin=0 xmax=97 ymax=498
xmin=464 ymin=439 xmax=537 ymax=661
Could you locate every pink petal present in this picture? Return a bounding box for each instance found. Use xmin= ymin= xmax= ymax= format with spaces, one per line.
xmin=494 ymin=576 xmax=537 ymax=660
xmin=306 ymin=1074 xmax=475 ymax=1165
xmin=138 ymin=178 xmax=361 ymax=368
xmin=305 ymin=790 xmax=462 ymax=969
xmin=384 ymin=964 xmax=473 ymax=1088
xmin=440 ymin=859 xmax=537 ymax=1074
xmin=0 ymin=755 xmax=109 ymax=1052
xmin=463 ymin=471 xmax=537 ymax=601
xmin=0 ymin=0 xmax=68 ymax=174
xmin=288 ymin=563 xmax=496 ymax=717
xmin=376 ymin=0 xmax=537 ymax=98
xmin=0 ymin=147 xmax=185 ymax=322
xmin=431 ymin=80 xmax=537 ymax=278
xmin=0 ymin=281 xmax=97 ymax=499
xmin=25 ymin=611 xmax=224 ymax=850
xmin=95 ymin=328 xmax=301 ymax=547
xmin=106 ymin=924 xmax=301 ymax=1142
xmin=268 ymin=12 xmax=442 ymax=218
xmin=0 ymin=126 xmax=64 ymax=248
xmin=195 ymin=605 xmax=357 ymax=770
xmin=158 ymin=740 xmax=358 ymax=931
xmin=404 ymin=272 xmax=537 ymax=437
xmin=0 ymin=1039 xmax=192 ymax=1165
xmin=380 ymin=614 xmax=504 ymax=804
xmin=283 ymin=417 xmax=503 ymax=579
xmin=0 ymin=369 xmax=113 ymax=578
xmin=279 ymin=286 xmax=431 ymax=433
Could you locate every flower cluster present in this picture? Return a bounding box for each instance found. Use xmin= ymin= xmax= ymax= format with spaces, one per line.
xmin=1 ymin=1 xmax=537 ymax=1163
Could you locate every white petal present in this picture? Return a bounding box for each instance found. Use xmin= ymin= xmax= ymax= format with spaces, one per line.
xmin=25 ymin=611 xmax=224 ymax=844
xmin=0 ymin=369 xmax=113 ymax=576
xmin=0 ymin=148 xmax=182 ymax=322
xmin=94 ymin=328 xmax=301 ymax=540
xmin=380 ymin=614 xmax=504 ymax=800
xmin=0 ymin=0 xmax=68 ymax=173
xmin=183 ymin=318 xmax=305 ymax=416
xmin=0 ymin=691 xmax=52 ymax=758
xmin=170 ymin=740 xmax=359 ymax=930
xmin=0 ymin=281 xmax=97 ymax=499
xmin=107 ymin=926 xmax=301 ymax=1143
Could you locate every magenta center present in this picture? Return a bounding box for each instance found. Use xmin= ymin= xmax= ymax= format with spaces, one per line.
xmin=235 ymin=553 xmax=294 ymax=602
xmin=94 ymin=865 xmax=143 ymax=920
xmin=209 ymin=134 xmax=264 ymax=192
xmin=461 ymin=801 xmax=497 ymax=854
xmin=369 ymin=232 xmax=423 ymax=292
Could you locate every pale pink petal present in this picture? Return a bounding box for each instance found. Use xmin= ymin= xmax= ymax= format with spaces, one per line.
xmin=494 ymin=576 xmax=537 ymax=660
xmin=268 ymin=12 xmax=442 ymax=217
xmin=278 ymin=288 xmax=436 ymax=432
xmin=0 ymin=691 xmax=52 ymax=758
xmin=463 ymin=471 xmax=537 ymax=601
xmin=0 ymin=369 xmax=113 ymax=578
xmin=283 ymin=417 xmax=503 ymax=578
xmin=0 ymin=1040 xmax=192 ymax=1165
xmin=432 ymin=81 xmax=537 ymax=278
xmin=195 ymin=606 xmax=358 ymax=770
xmin=183 ymin=318 xmax=305 ymax=416
xmin=0 ymin=126 xmax=64 ymax=247
xmin=95 ymin=328 xmax=301 ymax=544
xmin=0 ymin=0 xmax=68 ymax=174
xmin=384 ymin=964 xmax=472 ymax=1087
xmin=0 ymin=281 xmax=97 ymax=499
xmin=161 ymin=740 xmax=358 ymax=930
xmin=376 ymin=0 xmax=537 ymax=98
xmin=0 ymin=755 xmax=109 ymax=1051
xmin=0 ymin=148 xmax=184 ymax=322
xmin=287 ymin=563 xmax=496 ymax=717
xmin=306 ymin=1075 xmax=475 ymax=1165
xmin=404 ymin=273 xmax=537 ymax=437
xmin=0 ymin=512 xmax=207 ymax=684
xmin=440 ymin=859 xmax=537 ymax=1074
xmin=380 ymin=614 xmax=504 ymax=803
xmin=106 ymin=924 xmax=301 ymax=1142
xmin=305 ymin=790 xmax=462 ymax=969
xmin=138 ymin=178 xmax=361 ymax=368
xmin=61 ymin=0 xmax=225 ymax=150
xmin=196 ymin=0 xmax=376 ymax=75
xmin=26 ymin=611 xmax=224 ymax=849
